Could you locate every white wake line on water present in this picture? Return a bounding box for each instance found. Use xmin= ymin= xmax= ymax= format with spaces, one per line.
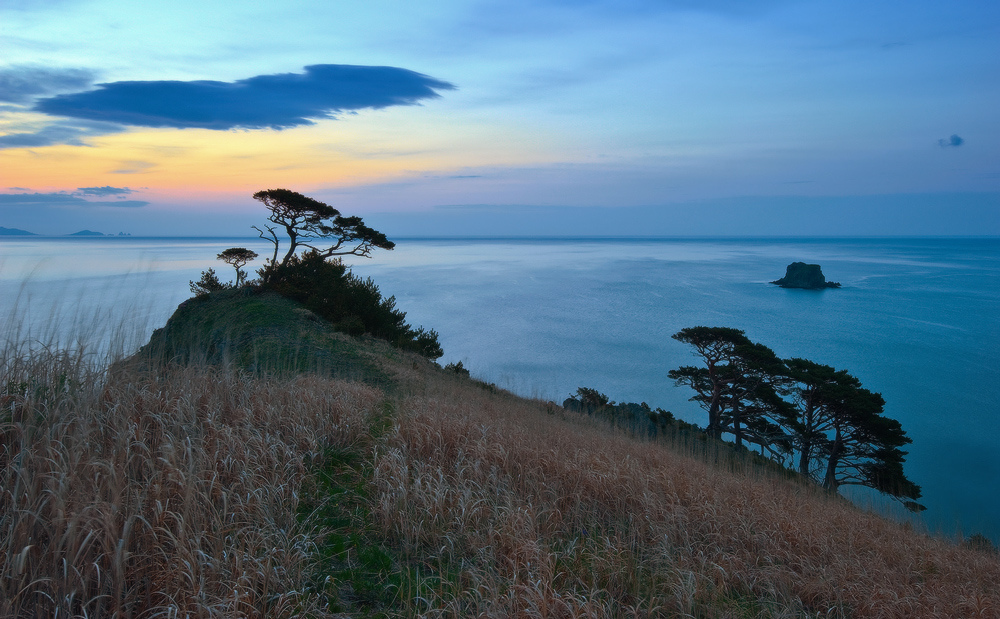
xmin=887 ymin=315 xmax=965 ymax=331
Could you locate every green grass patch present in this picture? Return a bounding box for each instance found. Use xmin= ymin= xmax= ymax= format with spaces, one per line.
xmin=127 ymin=289 xmax=388 ymax=386
xmin=297 ymin=401 xmax=424 ymax=617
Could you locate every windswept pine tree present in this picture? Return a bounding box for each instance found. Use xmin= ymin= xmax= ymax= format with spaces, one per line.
xmin=668 ymin=327 xmax=793 ymax=455
xmin=251 ymin=188 xmax=394 ymax=271
xmin=782 ymin=357 xmax=923 ymax=510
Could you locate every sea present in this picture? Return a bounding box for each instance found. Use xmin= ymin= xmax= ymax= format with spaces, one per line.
xmin=1 ymin=236 xmax=997 ymax=542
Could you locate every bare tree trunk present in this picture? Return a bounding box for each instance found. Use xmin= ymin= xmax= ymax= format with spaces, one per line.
xmin=798 ymin=444 xmax=812 ymax=476
xmin=823 ymin=431 xmax=843 ymax=491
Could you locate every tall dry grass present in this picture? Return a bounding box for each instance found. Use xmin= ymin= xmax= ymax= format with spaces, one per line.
xmin=369 ymin=373 xmax=1000 ymax=618
xmin=1 ymin=346 xmax=382 ymax=617
xmin=3 ymin=334 xmax=998 ymax=617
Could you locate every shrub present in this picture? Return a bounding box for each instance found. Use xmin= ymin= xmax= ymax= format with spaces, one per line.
xmin=444 ymin=360 xmax=470 ymax=376
xmin=564 ymin=387 xmax=686 ymax=438
xmin=259 ymin=251 xmax=442 ymax=359
xmin=963 ymin=533 xmax=999 ymax=554
xmin=189 ymin=268 xmax=228 ymax=296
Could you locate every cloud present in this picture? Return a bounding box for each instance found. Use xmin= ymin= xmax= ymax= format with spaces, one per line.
xmin=938 ymin=134 xmax=964 ymax=148
xmin=0 ymin=66 xmax=96 ymax=104
xmin=0 ymin=192 xmax=148 ymax=208
xmin=0 ymin=119 xmax=125 ymax=148
xmin=75 ymin=185 xmax=135 ymax=197
xmin=32 ymin=64 xmax=456 ymax=130
xmin=111 ymin=161 xmax=155 ymax=174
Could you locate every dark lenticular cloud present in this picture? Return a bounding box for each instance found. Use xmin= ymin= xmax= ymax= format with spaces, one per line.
xmin=33 ymin=64 xmax=456 ymax=130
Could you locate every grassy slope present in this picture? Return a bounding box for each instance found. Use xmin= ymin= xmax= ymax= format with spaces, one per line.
xmin=3 ymin=291 xmax=998 ymax=618
xmin=129 ymin=288 xmax=394 ymax=386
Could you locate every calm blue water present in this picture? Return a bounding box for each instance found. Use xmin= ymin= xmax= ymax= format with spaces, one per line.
xmin=2 ymin=236 xmax=997 ymax=541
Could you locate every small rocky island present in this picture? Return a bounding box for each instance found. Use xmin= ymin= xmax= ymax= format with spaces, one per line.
xmin=772 ymin=262 xmax=841 ymax=289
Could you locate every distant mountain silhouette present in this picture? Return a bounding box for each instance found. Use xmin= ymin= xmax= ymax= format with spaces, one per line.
xmin=68 ymin=230 xmax=106 ymax=236
xmin=0 ymin=226 xmax=37 ymax=236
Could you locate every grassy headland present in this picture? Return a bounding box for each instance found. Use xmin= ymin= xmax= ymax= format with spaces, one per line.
xmin=2 ymin=289 xmax=998 ymax=617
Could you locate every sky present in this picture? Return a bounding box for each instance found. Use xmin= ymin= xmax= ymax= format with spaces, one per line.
xmin=1 ymin=0 xmax=998 ymax=236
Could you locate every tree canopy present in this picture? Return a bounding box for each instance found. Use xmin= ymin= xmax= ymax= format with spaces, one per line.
xmin=781 ymin=357 xmax=921 ymax=506
xmin=671 ymin=326 xmax=923 ymax=510
xmin=668 ymin=326 xmax=792 ymax=451
xmin=251 ymin=188 xmax=394 ymax=271
xmin=216 ymin=247 xmax=258 ymax=287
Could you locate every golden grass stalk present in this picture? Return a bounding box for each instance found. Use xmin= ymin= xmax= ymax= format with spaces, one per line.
xmin=1 ymin=346 xmax=381 ymax=617
xmin=368 ymin=374 xmax=1000 ymax=618
xmin=3 ymin=335 xmax=998 ymax=617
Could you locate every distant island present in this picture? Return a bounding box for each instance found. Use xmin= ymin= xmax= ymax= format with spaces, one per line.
xmin=0 ymin=226 xmax=37 ymax=236
xmin=0 ymin=228 xmax=134 ymax=237
xmin=772 ymin=262 xmax=841 ymax=289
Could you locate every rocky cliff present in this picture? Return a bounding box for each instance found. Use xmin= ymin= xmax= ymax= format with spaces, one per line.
xmin=772 ymin=262 xmax=841 ymax=289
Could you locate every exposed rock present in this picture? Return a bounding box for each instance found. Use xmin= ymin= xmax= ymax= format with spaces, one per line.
xmin=772 ymin=262 xmax=841 ymax=289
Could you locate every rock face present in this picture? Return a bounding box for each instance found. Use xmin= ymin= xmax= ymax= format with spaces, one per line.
xmin=772 ymin=262 xmax=841 ymax=289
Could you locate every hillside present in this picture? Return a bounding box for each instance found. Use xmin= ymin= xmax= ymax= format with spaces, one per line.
xmin=128 ymin=289 xmax=398 ymax=386
xmin=3 ymin=290 xmax=998 ymax=617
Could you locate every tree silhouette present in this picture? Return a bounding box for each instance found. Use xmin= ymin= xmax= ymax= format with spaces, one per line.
xmin=671 ymin=328 xmax=922 ymax=510
xmin=782 ymin=358 xmax=848 ymax=478
xmin=668 ymin=326 xmax=791 ymax=453
xmin=251 ymin=188 xmax=394 ymax=272
xmin=817 ymin=381 xmax=923 ymax=509
xmin=216 ymin=247 xmax=258 ymax=287
xmin=668 ymin=326 xmax=748 ymax=439
xmin=781 ymin=357 xmax=921 ymax=509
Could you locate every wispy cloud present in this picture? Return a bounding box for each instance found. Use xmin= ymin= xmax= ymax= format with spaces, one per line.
xmin=0 ymin=119 xmax=125 ymax=148
xmin=0 ymin=192 xmax=148 ymax=208
xmin=32 ymin=64 xmax=455 ymax=130
xmin=0 ymin=66 xmax=96 ymax=104
xmin=938 ymin=134 xmax=964 ymax=148
xmin=75 ymin=185 xmax=135 ymax=197
xmin=111 ymin=161 xmax=156 ymax=174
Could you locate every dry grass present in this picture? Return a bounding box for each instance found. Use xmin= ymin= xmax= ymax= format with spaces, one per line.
xmin=370 ymin=373 xmax=1000 ymax=618
xmin=1 ymin=347 xmax=382 ymax=617
xmin=2 ymin=341 xmax=998 ymax=618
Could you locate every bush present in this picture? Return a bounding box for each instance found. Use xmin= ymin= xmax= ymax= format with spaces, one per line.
xmin=963 ymin=533 xmax=998 ymax=554
xmin=444 ymin=360 xmax=470 ymax=376
xmin=189 ymin=268 xmax=228 ymax=296
xmin=258 ymin=251 xmax=443 ymax=359
xmin=563 ymin=387 xmax=686 ymax=438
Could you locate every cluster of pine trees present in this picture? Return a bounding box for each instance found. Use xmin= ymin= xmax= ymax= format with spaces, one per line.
xmin=567 ymin=326 xmax=923 ymax=511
